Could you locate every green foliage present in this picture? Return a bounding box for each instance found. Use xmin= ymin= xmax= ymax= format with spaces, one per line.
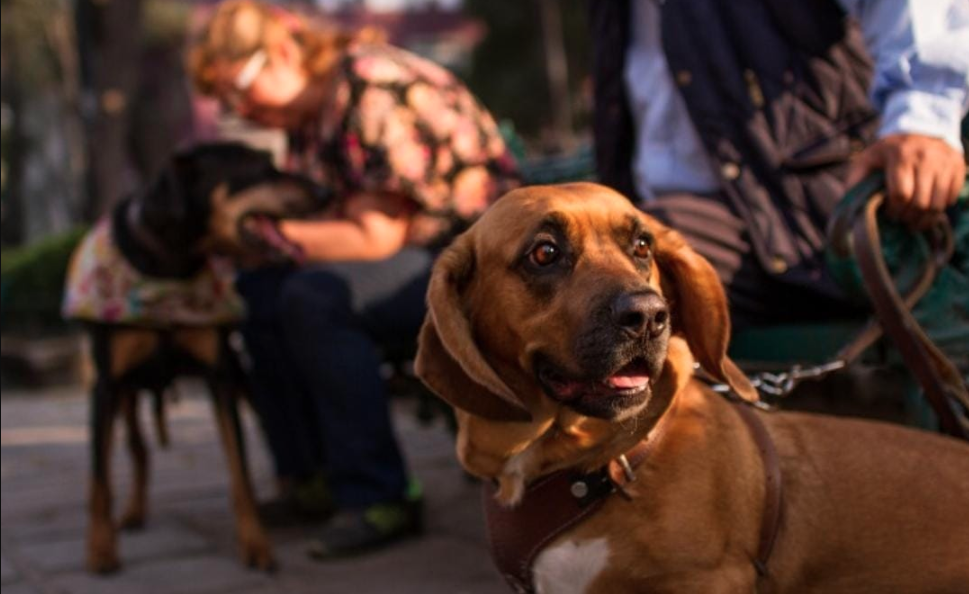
xmin=143 ymin=0 xmax=191 ymax=47
xmin=0 ymin=0 xmax=73 ymax=93
xmin=1 ymin=227 xmax=87 ymax=333
xmin=463 ymin=0 xmax=590 ymax=141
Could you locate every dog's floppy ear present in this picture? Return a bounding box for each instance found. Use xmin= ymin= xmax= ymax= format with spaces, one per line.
xmin=415 ymin=234 xmax=533 ymax=422
xmin=653 ymin=222 xmax=759 ymax=402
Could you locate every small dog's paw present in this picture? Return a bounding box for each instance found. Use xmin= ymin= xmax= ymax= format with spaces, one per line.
xmin=87 ymin=530 xmax=121 ymax=574
xmin=240 ymin=539 xmax=276 ymax=572
xmin=238 ymin=521 xmax=276 ymax=572
xmin=118 ymin=509 xmax=146 ymax=531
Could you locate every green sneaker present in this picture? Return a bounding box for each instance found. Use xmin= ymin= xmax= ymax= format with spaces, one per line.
xmin=294 ymin=474 xmax=335 ymax=517
xmin=306 ymin=480 xmax=424 ymax=560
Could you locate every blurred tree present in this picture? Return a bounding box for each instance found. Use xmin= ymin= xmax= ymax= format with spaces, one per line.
xmin=75 ymin=0 xmax=144 ymax=222
xmin=1 ymin=18 xmax=26 ymax=247
xmin=130 ymin=0 xmax=193 ymax=182
xmin=462 ymin=0 xmax=590 ymax=152
xmin=74 ymin=0 xmax=193 ymax=221
xmin=1 ymin=0 xmax=87 ymax=246
xmin=537 ymin=0 xmax=572 ymax=151
xmin=1 ymin=0 xmax=192 ymax=244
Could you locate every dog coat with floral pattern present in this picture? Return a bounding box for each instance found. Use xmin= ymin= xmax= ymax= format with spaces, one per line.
xmin=62 ymin=218 xmax=245 ymax=326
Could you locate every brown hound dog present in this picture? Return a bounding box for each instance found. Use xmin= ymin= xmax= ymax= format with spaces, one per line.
xmin=67 ymin=143 xmax=327 ymax=573
xmin=415 ymin=183 xmax=969 ymax=593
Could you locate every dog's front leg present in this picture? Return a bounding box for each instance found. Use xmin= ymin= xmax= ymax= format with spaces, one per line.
xmin=118 ymin=392 xmax=148 ymax=530
xmin=87 ymin=377 xmax=120 ymax=573
xmin=208 ymin=380 xmax=275 ymax=571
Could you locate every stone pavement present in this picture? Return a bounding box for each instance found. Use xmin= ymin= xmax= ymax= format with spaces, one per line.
xmin=1 ymin=382 xmax=505 ymax=594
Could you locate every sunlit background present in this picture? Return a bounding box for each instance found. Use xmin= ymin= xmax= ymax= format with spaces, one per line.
xmin=1 ymin=0 xmax=592 ymax=372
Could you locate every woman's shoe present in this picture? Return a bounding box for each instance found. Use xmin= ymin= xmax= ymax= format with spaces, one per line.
xmin=258 ymin=474 xmax=333 ymax=527
xmin=306 ymin=483 xmax=423 ymax=559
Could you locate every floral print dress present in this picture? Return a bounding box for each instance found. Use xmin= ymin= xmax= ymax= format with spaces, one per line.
xmin=288 ymin=43 xmax=520 ymax=247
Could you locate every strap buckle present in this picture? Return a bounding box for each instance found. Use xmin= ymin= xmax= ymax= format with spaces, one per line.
xmin=616 ymin=454 xmax=636 ymax=483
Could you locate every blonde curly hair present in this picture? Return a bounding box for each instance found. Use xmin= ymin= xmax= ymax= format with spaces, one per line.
xmin=188 ymin=0 xmax=384 ymax=96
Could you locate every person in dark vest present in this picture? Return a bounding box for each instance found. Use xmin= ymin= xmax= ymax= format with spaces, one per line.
xmin=589 ymin=0 xmax=968 ymax=329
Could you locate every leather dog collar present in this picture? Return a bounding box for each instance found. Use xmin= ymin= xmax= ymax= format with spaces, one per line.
xmin=482 ymin=394 xmax=782 ymax=593
xmin=482 ymin=398 xmax=680 ymax=594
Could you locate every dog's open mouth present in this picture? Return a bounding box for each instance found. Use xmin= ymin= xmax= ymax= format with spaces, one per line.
xmin=239 ymin=213 xmax=305 ymax=263
xmin=538 ymin=357 xmax=653 ymax=402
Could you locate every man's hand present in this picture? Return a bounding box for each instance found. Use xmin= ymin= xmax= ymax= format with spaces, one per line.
xmin=845 ymin=134 xmax=966 ymax=230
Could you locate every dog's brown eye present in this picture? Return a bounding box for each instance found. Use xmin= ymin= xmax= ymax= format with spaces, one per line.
xmin=633 ymin=237 xmax=651 ymax=258
xmin=530 ymin=242 xmax=560 ymax=266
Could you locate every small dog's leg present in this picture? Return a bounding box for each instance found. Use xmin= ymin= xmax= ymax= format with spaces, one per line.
xmin=208 ymin=380 xmax=275 ymax=571
xmin=119 ymin=391 xmax=148 ymax=530
xmin=87 ymin=377 xmax=120 ymax=573
xmin=153 ymin=386 xmax=171 ymax=448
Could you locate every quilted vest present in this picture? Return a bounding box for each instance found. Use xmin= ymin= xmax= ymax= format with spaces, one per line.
xmin=591 ymin=0 xmax=879 ymax=289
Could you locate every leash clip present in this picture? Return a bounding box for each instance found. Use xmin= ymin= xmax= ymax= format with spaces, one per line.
xmin=616 ymin=454 xmax=636 ymax=483
xmin=603 ymin=456 xmax=637 ymax=501
xmin=749 ymin=360 xmax=848 ymax=399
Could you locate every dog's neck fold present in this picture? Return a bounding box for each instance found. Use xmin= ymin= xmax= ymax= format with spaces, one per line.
xmin=113 ymin=197 xmax=204 ymax=279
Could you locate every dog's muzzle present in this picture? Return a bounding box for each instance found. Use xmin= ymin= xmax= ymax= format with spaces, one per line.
xmin=535 ymin=290 xmax=671 ymax=419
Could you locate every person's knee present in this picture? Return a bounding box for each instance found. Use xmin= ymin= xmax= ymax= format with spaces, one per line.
xmin=236 ymin=266 xmax=295 ymax=323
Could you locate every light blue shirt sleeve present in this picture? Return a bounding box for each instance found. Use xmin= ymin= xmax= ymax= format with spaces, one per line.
xmin=837 ymin=0 xmax=969 ymax=152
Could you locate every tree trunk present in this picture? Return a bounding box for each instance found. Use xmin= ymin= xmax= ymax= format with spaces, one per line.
xmin=1 ymin=32 xmax=27 ymax=246
xmin=75 ymin=0 xmax=143 ymax=222
xmin=536 ymin=0 xmax=573 ymax=152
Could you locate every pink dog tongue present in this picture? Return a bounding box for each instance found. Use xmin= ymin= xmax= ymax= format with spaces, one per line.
xmin=247 ymin=216 xmax=305 ymax=263
xmin=548 ymin=360 xmax=651 ymax=400
xmin=605 ymin=361 xmax=651 ymax=390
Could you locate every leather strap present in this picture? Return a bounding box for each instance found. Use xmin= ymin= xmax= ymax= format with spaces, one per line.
xmin=731 ymin=400 xmax=783 ymax=576
xmin=483 ymin=394 xmax=783 ymax=592
xmin=852 ymin=195 xmax=969 ymax=441
xmin=833 ymin=251 xmax=935 ymax=366
xmin=483 ymin=465 xmax=612 ymax=594
xmin=482 ymin=399 xmax=679 ymax=594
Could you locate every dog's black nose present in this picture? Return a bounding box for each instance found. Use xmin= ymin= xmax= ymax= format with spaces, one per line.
xmin=611 ymin=292 xmax=669 ymax=338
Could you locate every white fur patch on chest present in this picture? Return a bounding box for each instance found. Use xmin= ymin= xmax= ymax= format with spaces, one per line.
xmin=533 ymin=537 xmax=611 ymax=594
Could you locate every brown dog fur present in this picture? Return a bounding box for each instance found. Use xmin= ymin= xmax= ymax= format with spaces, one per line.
xmin=416 ymin=183 xmax=969 ymax=593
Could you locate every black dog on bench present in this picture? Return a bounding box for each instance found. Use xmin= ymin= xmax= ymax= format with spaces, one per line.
xmin=63 ymin=143 xmax=327 ymax=573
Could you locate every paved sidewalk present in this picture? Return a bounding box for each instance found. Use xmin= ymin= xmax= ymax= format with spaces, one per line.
xmin=1 ymin=382 xmax=505 ymax=594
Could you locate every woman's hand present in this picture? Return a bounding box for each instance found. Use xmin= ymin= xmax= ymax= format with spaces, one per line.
xmin=279 ymin=192 xmax=414 ymax=262
xmin=845 ymin=134 xmax=966 ymax=230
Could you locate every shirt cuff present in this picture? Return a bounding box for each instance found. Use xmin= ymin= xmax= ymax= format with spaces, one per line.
xmin=877 ymin=89 xmax=966 ymax=153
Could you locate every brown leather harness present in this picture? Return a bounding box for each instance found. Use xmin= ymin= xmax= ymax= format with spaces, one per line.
xmin=828 ymin=188 xmax=969 ymax=441
xmin=482 ymin=393 xmax=783 ymax=593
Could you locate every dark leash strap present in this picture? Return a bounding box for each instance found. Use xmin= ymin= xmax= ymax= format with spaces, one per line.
xmin=483 ymin=395 xmax=782 ymax=592
xmin=748 ymin=185 xmax=969 ymax=435
xmin=730 ymin=399 xmax=783 ymax=577
xmin=851 ymin=195 xmax=969 ymax=441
